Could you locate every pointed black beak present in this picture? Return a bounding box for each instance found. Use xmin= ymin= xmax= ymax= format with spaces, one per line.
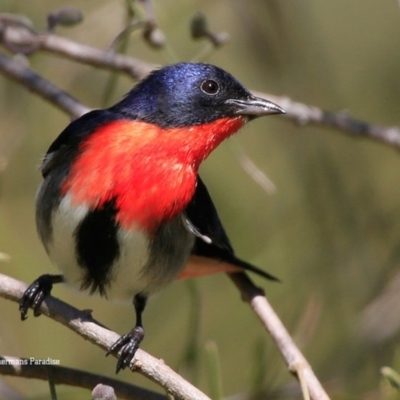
xmin=226 ymin=95 xmax=285 ymax=117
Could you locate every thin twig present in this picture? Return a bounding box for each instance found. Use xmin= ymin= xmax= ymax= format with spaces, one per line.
xmin=2 ymin=24 xmax=156 ymax=80
xmin=39 ymin=33 xmax=156 ymax=78
xmin=0 ymin=355 xmax=165 ymax=400
xmin=0 ymin=273 xmax=210 ymax=400
xmin=229 ymin=273 xmax=330 ymax=400
xmin=259 ymin=93 xmax=400 ymax=151
xmin=0 ymin=50 xmax=89 ymax=118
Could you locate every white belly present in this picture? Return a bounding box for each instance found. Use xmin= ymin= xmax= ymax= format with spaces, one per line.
xmin=44 ymin=193 xmax=194 ymax=302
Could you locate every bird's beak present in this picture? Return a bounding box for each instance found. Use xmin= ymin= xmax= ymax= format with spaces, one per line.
xmin=226 ymin=95 xmax=285 ymax=117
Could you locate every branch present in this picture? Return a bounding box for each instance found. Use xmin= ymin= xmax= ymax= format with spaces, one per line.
xmin=38 ymin=34 xmax=156 ymax=80
xmin=0 ymin=273 xmax=210 ymax=400
xmin=1 ymin=24 xmax=156 ymax=80
xmin=259 ymin=93 xmax=400 ymax=151
xmin=0 ymin=50 xmax=89 ymax=118
xmin=0 ymin=355 xmax=165 ymax=400
xmin=2 ymin=24 xmax=400 ymax=151
xmin=0 ymin=271 xmax=331 ymax=400
xmin=229 ymin=273 xmax=330 ymax=400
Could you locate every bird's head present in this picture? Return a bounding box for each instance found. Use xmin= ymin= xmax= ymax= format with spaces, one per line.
xmin=112 ymin=62 xmax=284 ymax=128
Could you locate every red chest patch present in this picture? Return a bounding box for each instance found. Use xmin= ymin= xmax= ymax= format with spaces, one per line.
xmin=62 ymin=117 xmax=245 ymax=232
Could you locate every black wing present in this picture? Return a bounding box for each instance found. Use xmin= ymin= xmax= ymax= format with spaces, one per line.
xmin=41 ymin=109 xmax=117 ymax=178
xmin=185 ymin=176 xmax=278 ymax=281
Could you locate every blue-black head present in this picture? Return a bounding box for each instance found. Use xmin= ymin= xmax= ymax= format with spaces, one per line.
xmin=111 ymin=62 xmax=284 ymax=128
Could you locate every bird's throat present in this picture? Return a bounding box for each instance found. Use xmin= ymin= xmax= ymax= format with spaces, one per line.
xmin=176 ymin=116 xmax=246 ymax=169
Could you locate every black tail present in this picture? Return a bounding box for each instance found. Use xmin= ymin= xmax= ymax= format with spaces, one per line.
xmin=228 ymin=255 xmax=280 ymax=282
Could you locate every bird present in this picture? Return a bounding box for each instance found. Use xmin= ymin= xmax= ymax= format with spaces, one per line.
xmin=19 ymin=62 xmax=285 ymax=373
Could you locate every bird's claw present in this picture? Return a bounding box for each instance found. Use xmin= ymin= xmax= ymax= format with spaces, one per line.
xmin=106 ymin=326 xmax=145 ymax=373
xmin=19 ymin=274 xmax=57 ymax=320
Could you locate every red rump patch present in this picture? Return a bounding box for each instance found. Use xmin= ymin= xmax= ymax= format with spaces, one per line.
xmin=62 ymin=117 xmax=245 ymax=232
xmin=179 ymin=255 xmax=242 ymax=279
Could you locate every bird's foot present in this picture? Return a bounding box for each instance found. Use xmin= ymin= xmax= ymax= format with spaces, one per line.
xmin=19 ymin=274 xmax=63 ymax=320
xmin=106 ymin=326 xmax=144 ymax=373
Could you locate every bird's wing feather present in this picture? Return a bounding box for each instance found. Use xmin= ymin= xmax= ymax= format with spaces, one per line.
xmin=184 ymin=176 xmax=278 ymax=281
xmin=41 ymin=110 xmax=116 ymax=178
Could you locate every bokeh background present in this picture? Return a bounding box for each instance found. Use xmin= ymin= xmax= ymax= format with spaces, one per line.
xmin=1 ymin=1 xmax=400 ymax=399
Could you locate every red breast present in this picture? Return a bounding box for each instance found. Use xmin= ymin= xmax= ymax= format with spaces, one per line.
xmin=61 ymin=117 xmax=245 ymax=233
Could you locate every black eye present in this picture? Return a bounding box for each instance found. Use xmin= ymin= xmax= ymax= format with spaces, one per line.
xmin=200 ymin=79 xmax=220 ymax=95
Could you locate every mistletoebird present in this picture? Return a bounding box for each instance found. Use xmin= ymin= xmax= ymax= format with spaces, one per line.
xmin=19 ymin=62 xmax=285 ymax=373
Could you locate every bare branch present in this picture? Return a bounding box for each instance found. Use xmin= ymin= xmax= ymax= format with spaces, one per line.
xmin=0 ymin=50 xmax=90 ymax=118
xmin=40 ymin=34 xmax=156 ymax=79
xmin=261 ymin=93 xmax=400 ymax=151
xmin=0 ymin=273 xmax=211 ymax=400
xmin=1 ymin=23 xmax=400 ymax=153
xmin=0 ymin=355 xmax=165 ymax=400
xmin=0 ymin=271 xmax=331 ymax=400
xmin=229 ymin=273 xmax=330 ymax=400
xmin=2 ymin=25 xmax=156 ymax=80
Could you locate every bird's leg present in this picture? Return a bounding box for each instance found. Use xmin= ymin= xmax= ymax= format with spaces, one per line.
xmin=107 ymin=293 xmax=147 ymax=373
xmin=19 ymin=274 xmax=64 ymax=320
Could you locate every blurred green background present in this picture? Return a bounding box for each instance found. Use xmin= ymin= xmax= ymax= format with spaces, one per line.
xmin=1 ymin=0 xmax=400 ymax=399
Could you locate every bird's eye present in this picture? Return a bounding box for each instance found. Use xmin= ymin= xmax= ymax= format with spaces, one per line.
xmin=200 ymin=79 xmax=220 ymax=95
